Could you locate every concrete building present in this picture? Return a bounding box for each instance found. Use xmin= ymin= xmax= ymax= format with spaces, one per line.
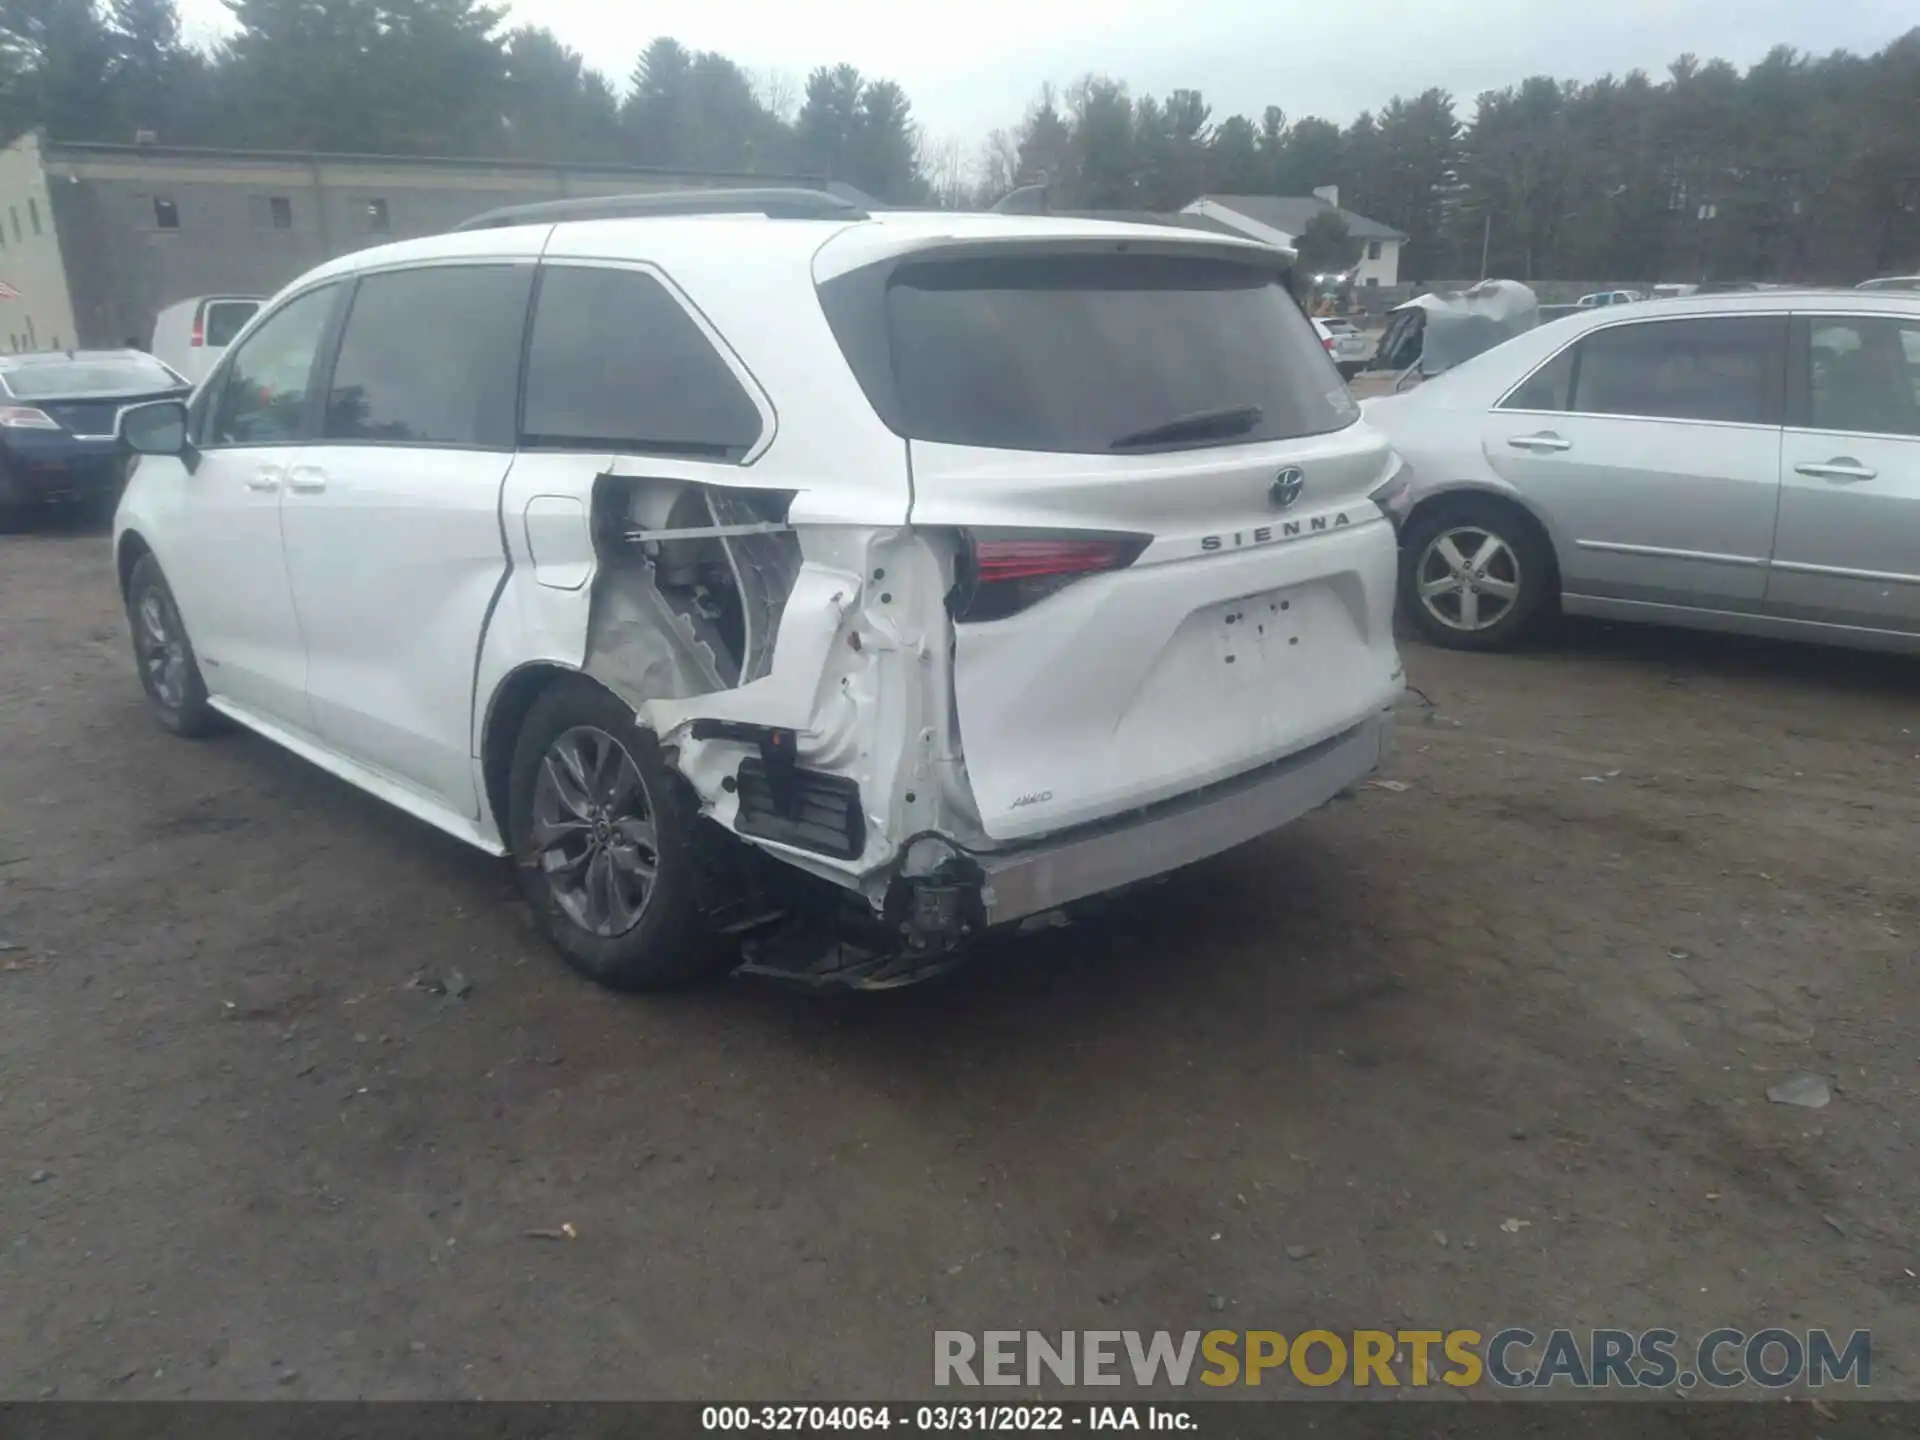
xmin=0 ymin=130 xmax=819 ymax=352
xmin=1182 ymin=187 xmax=1408 ymax=287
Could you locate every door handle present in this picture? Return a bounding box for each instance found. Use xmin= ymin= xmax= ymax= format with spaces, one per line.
xmin=245 ymin=468 xmax=281 ymax=493
xmin=1793 ymin=458 xmax=1877 ymax=483
xmin=1507 ymin=433 xmax=1572 ymax=452
xmin=285 ymin=466 xmax=328 ymax=494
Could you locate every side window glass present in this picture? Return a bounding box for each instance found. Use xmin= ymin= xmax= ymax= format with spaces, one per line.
xmin=1571 ymin=317 xmax=1779 ymax=425
xmin=203 ymin=301 xmax=258 ymax=348
xmin=207 ymin=285 xmax=338 ymax=446
xmin=1806 ymin=318 xmax=1920 ymax=438
xmin=1500 ymin=346 xmax=1575 ymax=412
xmin=323 ymin=265 xmax=531 ymax=447
xmin=522 ymin=266 xmax=762 ymax=457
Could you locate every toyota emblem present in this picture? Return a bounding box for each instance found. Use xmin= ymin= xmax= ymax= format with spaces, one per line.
xmin=1270 ymin=467 xmax=1305 ymax=510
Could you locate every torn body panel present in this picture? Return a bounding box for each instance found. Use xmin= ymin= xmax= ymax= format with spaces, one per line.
xmin=638 ymin=523 xmax=979 ymax=897
xmin=567 ymin=477 xmax=987 ymax=982
xmin=544 ymin=472 xmax=976 ymax=905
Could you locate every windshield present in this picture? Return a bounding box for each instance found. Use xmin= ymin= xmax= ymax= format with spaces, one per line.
xmin=3 ymin=357 xmax=182 ymax=399
xmin=878 ymin=251 xmax=1357 ymax=453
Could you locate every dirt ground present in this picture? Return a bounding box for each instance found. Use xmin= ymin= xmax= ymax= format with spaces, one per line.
xmin=2 ymin=519 xmax=1917 ymax=1402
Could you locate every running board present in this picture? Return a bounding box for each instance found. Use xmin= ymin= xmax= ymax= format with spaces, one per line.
xmin=204 ymin=696 xmax=506 ymax=855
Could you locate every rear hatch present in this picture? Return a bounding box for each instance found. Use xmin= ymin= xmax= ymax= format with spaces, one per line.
xmin=823 ymin=243 xmax=1403 ymax=842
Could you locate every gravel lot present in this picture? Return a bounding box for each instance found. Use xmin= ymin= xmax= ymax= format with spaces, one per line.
xmin=2 ymin=521 xmax=1917 ymax=1400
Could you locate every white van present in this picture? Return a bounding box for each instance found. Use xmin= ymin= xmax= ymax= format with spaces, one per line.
xmin=149 ymin=296 xmax=263 ymax=386
xmin=113 ymin=190 xmax=1405 ymax=991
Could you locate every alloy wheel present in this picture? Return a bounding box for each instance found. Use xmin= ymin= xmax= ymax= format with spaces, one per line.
xmin=1415 ymin=525 xmax=1523 ymax=633
xmin=136 ymin=586 xmax=190 ymax=711
xmin=531 ymin=725 xmax=658 ymax=938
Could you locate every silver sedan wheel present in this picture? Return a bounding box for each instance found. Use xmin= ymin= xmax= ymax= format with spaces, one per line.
xmin=1415 ymin=525 xmax=1523 ymax=632
xmin=531 ymin=725 xmax=658 ymax=938
xmin=135 ymin=586 xmax=190 ymax=711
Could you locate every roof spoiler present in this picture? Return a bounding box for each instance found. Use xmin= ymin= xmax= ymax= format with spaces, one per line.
xmin=450 ymin=187 xmax=867 ymax=233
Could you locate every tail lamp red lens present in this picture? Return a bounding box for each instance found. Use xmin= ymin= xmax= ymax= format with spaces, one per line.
xmin=952 ymin=532 xmax=1148 ymax=622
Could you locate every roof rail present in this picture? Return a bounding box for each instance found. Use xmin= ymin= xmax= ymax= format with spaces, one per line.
xmin=451 ymin=187 xmax=866 ymax=232
xmin=992 ymin=183 xmax=1050 ymax=215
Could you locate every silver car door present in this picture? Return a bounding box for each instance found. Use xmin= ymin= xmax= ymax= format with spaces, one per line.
xmin=1487 ymin=313 xmax=1786 ymax=613
xmin=1769 ymin=312 xmax=1920 ymax=635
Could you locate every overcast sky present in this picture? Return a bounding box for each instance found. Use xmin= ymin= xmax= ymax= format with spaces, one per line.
xmin=179 ymin=0 xmax=1916 ymax=155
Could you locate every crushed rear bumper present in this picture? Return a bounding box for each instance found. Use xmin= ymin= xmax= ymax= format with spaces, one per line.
xmin=979 ymin=707 xmax=1393 ymax=924
xmin=734 ymin=707 xmax=1394 ymax=989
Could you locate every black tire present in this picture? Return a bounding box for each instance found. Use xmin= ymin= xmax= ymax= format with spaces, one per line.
xmin=125 ymin=553 xmax=221 ymax=736
xmin=1399 ymin=497 xmax=1554 ymax=652
xmin=507 ymin=676 xmax=725 ymax=990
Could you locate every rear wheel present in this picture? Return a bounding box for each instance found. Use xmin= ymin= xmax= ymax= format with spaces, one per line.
xmin=507 ymin=677 xmax=726 ymax=990
xmin=126 ymin=553 xmax=220 ymax=736
xmin=1400 ymin=498 xmax=1553 ymax=651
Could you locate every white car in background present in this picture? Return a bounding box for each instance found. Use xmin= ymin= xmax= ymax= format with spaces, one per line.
xmin=113 ymin=190 xmax=1406 ymax=992
xmin=1314 ymin=317 xmax=1371 ymax=378
xmin=149 ymin=295 xmax=263 ymax=387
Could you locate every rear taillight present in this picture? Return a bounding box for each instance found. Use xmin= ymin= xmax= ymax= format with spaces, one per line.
xmin=1323 ymin=336 xmax=1336 ymax=352
xmin=1368 ymin=457 xmax=1415 ymax=530
xmin=0 ymin=406 xmax=60 ymax=429
xmin=190 ymin=319 xmax=203 ymax=347
xmin=951 ymin=531 xmax=1149 ymax=623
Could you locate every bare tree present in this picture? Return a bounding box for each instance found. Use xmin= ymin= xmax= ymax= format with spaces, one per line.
xmin=752 ymin=67 xmax=800 ymax=124
xmin=978 ymin=126 xmax=1021 ymax=202
xmin=918 ymin=133 xmax=969 ymax=208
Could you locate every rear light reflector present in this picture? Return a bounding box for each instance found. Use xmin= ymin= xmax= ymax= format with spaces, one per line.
xmin=952 ymin=531 xmax=1149 ymax=623
xmin=1368 ymin=458 xmax=1415 ymax=530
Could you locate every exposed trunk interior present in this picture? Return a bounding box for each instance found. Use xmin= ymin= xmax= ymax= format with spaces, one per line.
xmin=581 ymin=477 xmax=801 ymax=706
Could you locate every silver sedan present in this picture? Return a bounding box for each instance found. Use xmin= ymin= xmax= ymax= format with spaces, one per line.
xmin=1363 ymin=291 xmax=1920 ymax=652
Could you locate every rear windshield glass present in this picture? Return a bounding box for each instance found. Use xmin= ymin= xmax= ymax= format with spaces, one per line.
xmin=203 ymin=301 xmax=260 ymax=347
xmin=881 ymin=252 xmax=1356 ymax=453
xmin=3 ymin=357 xmax=181 ymax=398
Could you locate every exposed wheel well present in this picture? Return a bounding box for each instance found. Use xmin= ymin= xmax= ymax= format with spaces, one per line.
xmin=116 ymin=531 xmax=153 ymax=600
xmin=480 ymin=663 xmax=576 ymax=844
xmin=1404 ymin=488 xmax=1562 ymax=599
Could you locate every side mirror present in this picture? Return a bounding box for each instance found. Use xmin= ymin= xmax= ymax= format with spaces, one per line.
xmin=119 ymin=399 xmax=189 ymax=456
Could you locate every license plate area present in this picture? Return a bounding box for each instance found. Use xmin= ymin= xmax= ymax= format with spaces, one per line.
xmin=1211 ymin=584 xmax=1319 ymax=685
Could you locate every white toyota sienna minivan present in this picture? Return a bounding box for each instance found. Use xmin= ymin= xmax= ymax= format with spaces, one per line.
xmin=114 ymin=189 xmax=1406 ymax=991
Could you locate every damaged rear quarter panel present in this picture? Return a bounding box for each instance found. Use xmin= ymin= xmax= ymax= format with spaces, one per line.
xmin=641 ymin=524 xmax=968 ymax=894
xmin=472 ymin=234 xmax=921 ymax=857
xmin=474 ymin=485 xmax=957 ymax=895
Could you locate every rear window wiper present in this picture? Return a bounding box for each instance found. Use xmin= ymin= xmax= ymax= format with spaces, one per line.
xmin=1109 ymin=404 xmax=1264 ymax=451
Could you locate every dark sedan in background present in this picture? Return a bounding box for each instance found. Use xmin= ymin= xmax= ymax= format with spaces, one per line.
xmin=0 ymin=351 xmax=191 ymax=527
